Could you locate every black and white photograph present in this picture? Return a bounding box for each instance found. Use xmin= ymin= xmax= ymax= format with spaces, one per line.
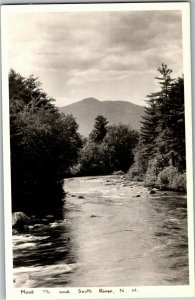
xmin=1 ymin=2 xmax=195 ymax=299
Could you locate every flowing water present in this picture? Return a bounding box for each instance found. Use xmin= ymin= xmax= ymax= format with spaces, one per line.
xmin=13 ymin=175 xmax=189 ymax=287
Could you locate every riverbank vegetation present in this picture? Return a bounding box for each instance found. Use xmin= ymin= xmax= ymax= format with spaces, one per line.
xmin=128 ymin=64 xmax=186 ymax=191
xmin=9 ymin=69 xmax=82 ymax=215
xmin=10 ymin=63 xmax=186 ymax=215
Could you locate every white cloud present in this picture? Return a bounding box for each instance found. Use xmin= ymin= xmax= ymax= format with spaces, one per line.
xmin=8 ymin=10 xmax=183 ymax=106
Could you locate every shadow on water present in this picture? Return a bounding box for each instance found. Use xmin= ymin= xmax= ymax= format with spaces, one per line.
xmin=11 ymin=181 xmax=65 ymax=218
xmin=13 ymin=209 xmax=78 ymax=287
xmin=12 ymin=181 xmax=79 ymax=286
xmin=13 ymin=222 xmax=77 ymax=267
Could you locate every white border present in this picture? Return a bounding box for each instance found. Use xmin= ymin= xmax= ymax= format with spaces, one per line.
xmin=1 ymin=2 xmax=194 ymax=299
xmin=182 ymin=2 xmax=195 ymax=292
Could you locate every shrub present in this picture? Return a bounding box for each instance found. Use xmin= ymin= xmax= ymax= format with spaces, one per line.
xmin=172 ymin=173 xmax=186 ymax=191
xmin=144 ymin=155 xmax=164 ymax=187
xmin=127 ymin=162 xmax=145 ymax=181
xmin=157 ymin=166 xmax=186 ymax=191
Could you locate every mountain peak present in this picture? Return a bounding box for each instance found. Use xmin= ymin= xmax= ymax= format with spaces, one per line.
xmin=60 ymin=98 xmax=144 ymax=136
xmin=82 ymin=97 xmax=100 ymax=103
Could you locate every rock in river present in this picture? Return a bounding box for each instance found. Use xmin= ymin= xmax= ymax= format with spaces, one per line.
xmin=12 ymin=212 xmax=30 ymax=230
xmin=149 ymin=189 xmax=156 ymax=194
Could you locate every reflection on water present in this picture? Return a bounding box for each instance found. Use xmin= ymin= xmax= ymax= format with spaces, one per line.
xmin=13 ymin=175 xmax=189 ymax=287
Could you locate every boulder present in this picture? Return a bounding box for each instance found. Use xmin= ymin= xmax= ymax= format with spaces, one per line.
xmin=12 ymin=212 xmax=30 ymax=230
xmin=49 ymin=222 xmax=59 ymax=227
xmin=78 ymin=195 xmax=84 ymax=199
xmin=12 ymin=229 xmax=18 ymax=235
xmin=149 ymin=189 xmax=156 ymax=194
xmin=28 ymin=225 xmax=34 ymax=230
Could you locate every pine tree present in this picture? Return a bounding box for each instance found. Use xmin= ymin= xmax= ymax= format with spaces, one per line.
xmin=165 ymin=76 xmax=185 ymax=170
xmin=129 ymin=64 xmax=186 ymax=183
xmin=154 ymin=71 xmax=185 ymax=170
xmin=136 ymin=64 xmax=173 ymax=171
xmin=89 ymin=115 xmax=108 ymax=143
xmin=139 ymin=102 xmax=159 ymax=165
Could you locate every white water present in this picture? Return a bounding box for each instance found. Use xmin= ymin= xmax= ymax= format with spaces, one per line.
xmin=13 ymin=175 xmax=189 ymax=287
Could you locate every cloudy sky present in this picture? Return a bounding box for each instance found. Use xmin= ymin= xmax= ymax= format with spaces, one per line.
xmin=8 ymin=9 xmax=183 ymax=107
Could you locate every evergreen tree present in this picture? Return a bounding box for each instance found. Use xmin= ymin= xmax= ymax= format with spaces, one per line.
xmin=154 ymin=71 xmax=185 ymax=170
xmin=139 ymin=64 xmax=175 ymax=166
xmin=159 ymin=76 xmax=185 ymax=170
xmin=139 ymin=102 xmax=159 ymax=168
xmin=129 ymin=64 xmax=186 ymax=186
xmin=135 ymin=64 xmax=173 ymax=173
xmin=89 ymin=115 xmax=108 ymax=143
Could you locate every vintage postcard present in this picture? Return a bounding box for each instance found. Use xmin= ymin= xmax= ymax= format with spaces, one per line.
xmin=1 ymin=2 xmax=194 ymax=299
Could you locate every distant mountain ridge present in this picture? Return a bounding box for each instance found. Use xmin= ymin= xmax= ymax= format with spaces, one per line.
xmin=60 ymin=97 xmax=145 ymax=136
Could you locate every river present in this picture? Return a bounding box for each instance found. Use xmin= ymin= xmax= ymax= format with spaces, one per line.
xmin=13 ymin=175 xmax=189 ymax=287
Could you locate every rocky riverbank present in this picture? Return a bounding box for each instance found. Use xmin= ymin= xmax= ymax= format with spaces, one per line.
xmin=12 ymin=212 xmax=65 ymax=234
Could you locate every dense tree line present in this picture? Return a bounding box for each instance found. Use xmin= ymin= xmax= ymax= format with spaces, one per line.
xmin=71 ymin=115 xmax=139 ymax=176
xmin=128 ymin=64 xmax=186 ymax=191
xmin=9 ymin=70 xmax=82 ymax=215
